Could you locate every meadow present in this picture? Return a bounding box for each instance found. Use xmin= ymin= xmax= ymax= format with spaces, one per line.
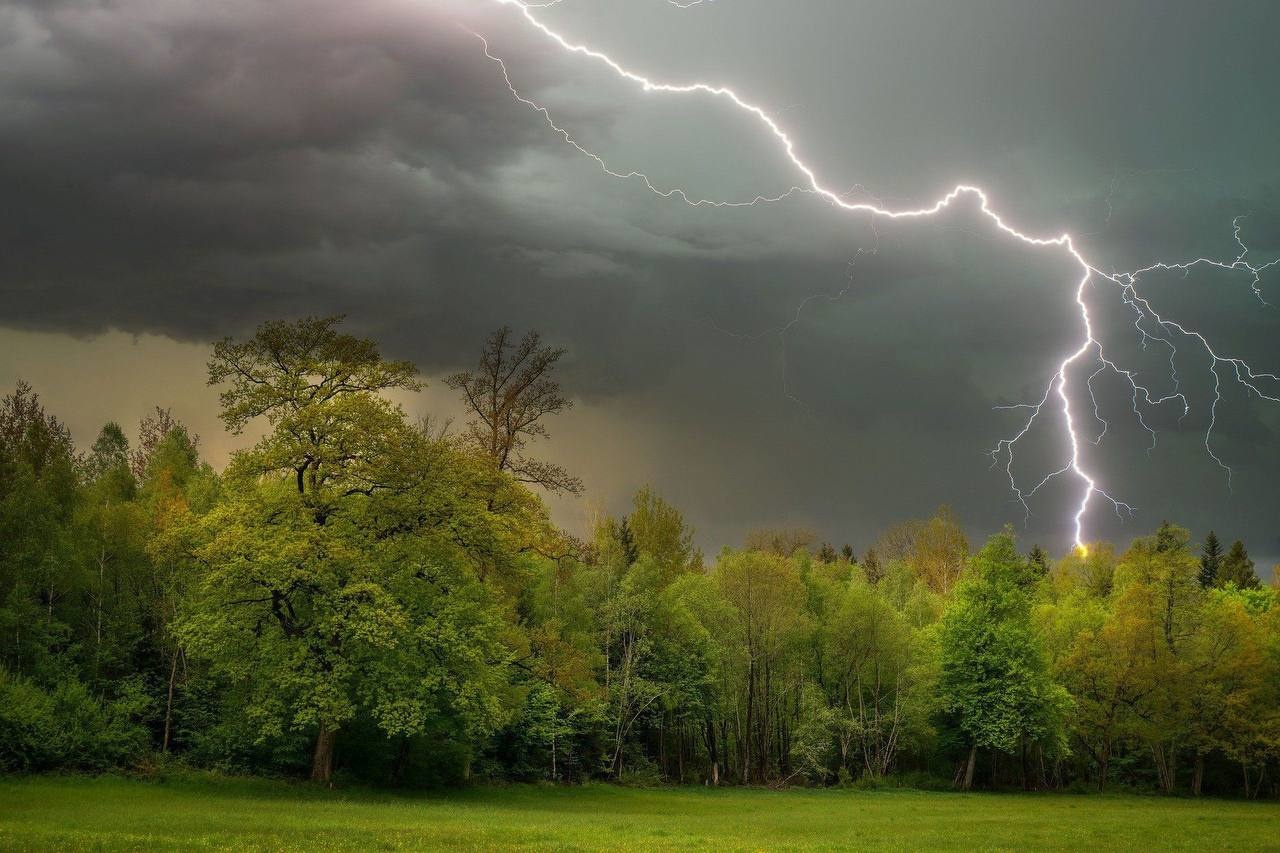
xmin=2 ymin=776 xmax=1278 ymax=851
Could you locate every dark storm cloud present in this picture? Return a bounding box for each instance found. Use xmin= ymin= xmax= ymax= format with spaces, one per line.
xmin=1 ymin=0 xmax=1278 ymax=561
xmin=0 ymin=0 xmax=671 ymax=346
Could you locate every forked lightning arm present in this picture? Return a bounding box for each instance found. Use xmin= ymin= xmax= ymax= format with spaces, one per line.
xmin=483 ymin=0 xmax=1279 ymax=550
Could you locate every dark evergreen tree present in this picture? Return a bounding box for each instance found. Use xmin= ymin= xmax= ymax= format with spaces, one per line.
xmin=817 ymin=542 xmax=837 ymax=563
xmin=840 ymin=543 xmax=855 ymax=563
xmin=1155 ymin=520 xmax=1179 ymax=553
xmin=616 ymin=517 xmax=639 ymax=566
xmin=1217 ymin=539 xmax=1260 ymax=589
xmin=1198 ymin=530 xmax=1223 ymax=588
xmin=1028 ymin=545 xmax=1050 ymax=577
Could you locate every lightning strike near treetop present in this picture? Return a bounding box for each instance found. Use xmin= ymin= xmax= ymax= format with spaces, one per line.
xmin=481 ymin=0 xmax=1280 ymax=552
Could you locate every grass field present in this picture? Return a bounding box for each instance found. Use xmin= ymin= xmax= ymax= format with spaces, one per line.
xmin=2 ymin=775 xmax=1278 ymax=851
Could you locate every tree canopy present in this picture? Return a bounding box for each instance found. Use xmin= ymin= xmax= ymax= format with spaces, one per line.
xmin=2 ymin=319 xmax=1278 ymax=799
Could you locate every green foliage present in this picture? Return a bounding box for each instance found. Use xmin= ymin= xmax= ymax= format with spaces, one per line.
xmin=627 ymin=486 xmax=702 ymax=582
xmin=938 ymin=531 xmax=1070 ymax=772
xmin=3 ymin=320 xmax=1280 ymax=800
xmin=0 ymin=382 xmax=80 ymax=681
xmin=1213 ymin=583 xmax=1276 ymax=614
xmin=0 ymin=668 xmax=148 ymax=772
xmin=208 ymin=316 xmax=419 ymax=435
xmin=187 ymin=318 xmax=526 ymax=781
xmin=789 ymin=683 xmax=837 ymax=783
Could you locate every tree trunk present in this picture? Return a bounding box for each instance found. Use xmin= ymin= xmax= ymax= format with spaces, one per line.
xmin=658 ymin=723 xmax=665 ymax=780
xmin=311 ymin=724 xmax=337 ymax=784
xmin=390 ymin=737 xmax=412 ymax=787
xmin=745 ymin=658 xmax=756 ymax=784
xmin=162 ymin=648 xmax=180 ymax=753
xmin=721 ymin=719 xmax=731 ymax=784
xmin=95 ymin=547 xmax=106 ymax=678
xmin=1151 ymin=743 xmax=1175 ymax=794
xmin=704 ymin=718 xmax=719 ymax=785
xmin=960 ymin=744 xmax=977 ymax=790
xmin=1192 ymin=754 xmax=1204 ymax=797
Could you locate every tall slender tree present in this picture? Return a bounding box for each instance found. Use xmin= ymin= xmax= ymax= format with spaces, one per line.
xmin=937 ymin=530 xmax=1069 ymax=790
xmin=1199 ymin=530 xmax=1223 ymax=588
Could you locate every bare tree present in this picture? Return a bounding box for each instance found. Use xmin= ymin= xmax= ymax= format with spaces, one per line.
xmin=745 ymin=527 xmax=816 ymax=557
xmin=446 ymin=327 xmax=582 ymax=495
xmin=873 ymin=506 xmax=969 ymax=594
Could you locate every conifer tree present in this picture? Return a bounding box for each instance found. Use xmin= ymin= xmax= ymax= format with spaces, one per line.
xmin=1199 ymin=530 xmax=1223 ymax=588
xmin=1218 ymin=540 xmax=1259 ymax=589
xmin=1028 ymin=544 xmax=1051 ymax=578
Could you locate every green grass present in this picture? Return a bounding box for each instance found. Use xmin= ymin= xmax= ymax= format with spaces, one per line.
xmin=1 ymin=775 xmax=1278 ymax=851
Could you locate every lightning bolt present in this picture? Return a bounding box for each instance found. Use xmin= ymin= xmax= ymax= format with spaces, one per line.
xmin=482 ymin=0 xmax=1279 ymax=551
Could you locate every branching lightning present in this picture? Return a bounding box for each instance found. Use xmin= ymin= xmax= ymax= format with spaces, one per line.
xmin=482 ymin=0 xmax=1279 ymax=551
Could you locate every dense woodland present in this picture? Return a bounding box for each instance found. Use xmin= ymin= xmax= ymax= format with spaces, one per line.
xmin=2 ymin=317 xmax=1278 ymax=798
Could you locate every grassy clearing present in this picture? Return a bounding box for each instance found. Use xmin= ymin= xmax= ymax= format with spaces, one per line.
xmin=1 ymin=775 xmax=1278 ymax=851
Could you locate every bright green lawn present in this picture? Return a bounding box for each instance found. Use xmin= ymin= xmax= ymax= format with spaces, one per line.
xmin=1 ymin=775 xmax=1278 ymax=851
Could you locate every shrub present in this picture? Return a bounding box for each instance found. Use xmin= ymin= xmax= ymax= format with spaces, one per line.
xmin=0 ymin=667 xmax=149 ymax=772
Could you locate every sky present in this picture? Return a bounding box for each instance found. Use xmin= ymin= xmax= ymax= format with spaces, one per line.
xmin=2 ymin=0 xmax=1278 ymax=566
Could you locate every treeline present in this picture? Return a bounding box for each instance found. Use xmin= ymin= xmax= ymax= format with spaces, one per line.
xmin=1 ymin=317 xmax=1278 ymax=798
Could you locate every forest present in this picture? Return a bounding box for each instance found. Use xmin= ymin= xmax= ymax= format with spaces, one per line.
xmin=1 ymin=316 xmax=1277 ymax=800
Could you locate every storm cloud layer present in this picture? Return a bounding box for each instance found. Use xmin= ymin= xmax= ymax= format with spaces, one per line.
xmin=2 ymin=0 xmax=1278 ymax=561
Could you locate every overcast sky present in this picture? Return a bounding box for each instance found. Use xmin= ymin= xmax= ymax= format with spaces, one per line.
xmin=2 ymin=0 xmax=1278 ymax=565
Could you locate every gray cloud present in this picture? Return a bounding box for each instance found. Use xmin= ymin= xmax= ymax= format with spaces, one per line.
xmin=1 ymin=0 xmax=1278 ymax=563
